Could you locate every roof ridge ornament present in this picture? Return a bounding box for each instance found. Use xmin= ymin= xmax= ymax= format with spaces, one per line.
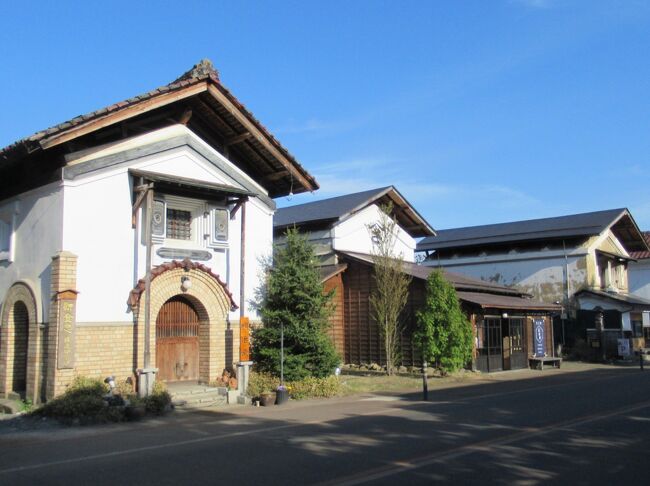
xmin=172 ymin=58 xmax=220 ymax=84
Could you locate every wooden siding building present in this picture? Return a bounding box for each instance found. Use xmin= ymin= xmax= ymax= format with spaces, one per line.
xmin=275 ymin=189 xmax=560 ymax=373
xmin=325 ymin=252 xmax=559 ymax=372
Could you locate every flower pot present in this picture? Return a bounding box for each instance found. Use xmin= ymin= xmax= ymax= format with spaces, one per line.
xmin=275 ymin=389 xmax=289 ymax=405
xmin=260 ymin=393 xmax=276 ymax=407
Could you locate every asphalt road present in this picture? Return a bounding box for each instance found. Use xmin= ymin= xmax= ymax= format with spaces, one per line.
xmin=2 ymin=365 xmax=650 ymax=485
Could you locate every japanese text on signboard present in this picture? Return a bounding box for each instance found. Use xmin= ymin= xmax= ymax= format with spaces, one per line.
xmin=533 ymin=318 xmax=545 ymax=358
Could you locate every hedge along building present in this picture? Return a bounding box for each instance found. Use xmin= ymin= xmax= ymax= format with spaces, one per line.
xmin=274 ymin=188 xmax=560 ymax=372
xmin=0 ymin=60 xmax=318 ymax=402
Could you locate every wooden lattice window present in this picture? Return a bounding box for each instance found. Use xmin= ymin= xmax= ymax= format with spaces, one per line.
xmin=156 ymin=296 xmax=199 ymax=338
xmin=166 ymin=209 xmax=192 ymax=240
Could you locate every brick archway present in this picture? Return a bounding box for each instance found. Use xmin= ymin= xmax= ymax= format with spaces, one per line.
xmin=0 ymin=282 xmax=40 ymax=401
xmin=129 ymin=260 xmax=237 ymax=383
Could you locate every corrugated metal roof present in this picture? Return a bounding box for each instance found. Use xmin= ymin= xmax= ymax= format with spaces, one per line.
xmin=275 ymin=186 xmax=435 ymax=237
xmin=319 ymin=264 xmax=348 ymax=282
xmin=276 ymin=187 xmax=390 ymax=227
xmin=575 ymin=289 xmax=650 ymax=308
xmin=455 ymin=291 xmax=561 ymax=311
xmin=337 ymin=251 xmax=525 ymax=296
xmin=417 ymin=208 xmax=648 ymax=253
xmin=335 ymin=251 xmax=557 ymax=311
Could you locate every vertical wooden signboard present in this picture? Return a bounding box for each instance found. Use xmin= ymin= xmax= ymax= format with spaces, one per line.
xmin=57 ymin=290 xmax=77 ymax=369
xmin=240 ymin=316 xmax=250 ymax=362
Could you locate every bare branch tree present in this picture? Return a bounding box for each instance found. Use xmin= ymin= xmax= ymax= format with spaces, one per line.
xmin=368 ymin=202 xmax=411 ymax=375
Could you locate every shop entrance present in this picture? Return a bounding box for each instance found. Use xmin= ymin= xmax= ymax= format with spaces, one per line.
xmin=476 ymin=317 xmax=527 ymax=372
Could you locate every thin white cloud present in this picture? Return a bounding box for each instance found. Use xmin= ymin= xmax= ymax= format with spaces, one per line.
xmin=273 ymin=116 xmax=368 ymax=136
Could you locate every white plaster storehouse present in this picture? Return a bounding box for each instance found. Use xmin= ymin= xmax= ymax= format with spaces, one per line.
xmin=416 ymin=209 xmax=650 ymax=356
xmin=0 ymin=60 xmax=318 ymax=402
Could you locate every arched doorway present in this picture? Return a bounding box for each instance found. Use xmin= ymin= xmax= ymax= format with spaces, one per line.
xmin=129 ymin=260 xmax=237 ymax=384
xmin=11 ymin=301 xmax=29 ymax=394
xmin=156 ymin=296 xmax=200 ymax=382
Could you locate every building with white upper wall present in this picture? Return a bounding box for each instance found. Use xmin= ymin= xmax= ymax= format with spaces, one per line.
xmin=275 ymin=187 xmax=560 ymax=373
xmin=274 ymin=186 xmax=434 ymax=264
xmin=416 ymin=209 xmax=650 ymax=356
xmin=0 ymin=60 xmax=318 ymax=402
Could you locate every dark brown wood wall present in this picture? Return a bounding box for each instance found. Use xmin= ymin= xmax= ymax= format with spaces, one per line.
xmin=338 ymin=260 xmax=422 ymax=367
xmin=324 ymin=273 xmax=345 ymax=358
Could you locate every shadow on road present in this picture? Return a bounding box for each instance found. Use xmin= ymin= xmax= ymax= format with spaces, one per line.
xmin=2 ymin=366 xmax=649 ymax=485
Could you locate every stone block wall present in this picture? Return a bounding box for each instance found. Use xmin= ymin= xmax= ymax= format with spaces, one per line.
xmin=74 ymin=324 xmax=136 ymax=383
xmin=46 ymin=251 xmax=78 ymax=398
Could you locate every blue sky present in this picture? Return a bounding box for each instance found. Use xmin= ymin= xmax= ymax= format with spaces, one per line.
xmin=1 ymin=1 xmax=649 ymax=230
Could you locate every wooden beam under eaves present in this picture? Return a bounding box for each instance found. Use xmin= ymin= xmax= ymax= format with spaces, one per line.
xmin=262 ymin=170 xmax=290 ymax=183
xmin=224 ymin=132 xmax=251 ymax=146
xmin=206 ymin=84 xmax=314 ymax=191
xmin=39 ymin=82 xmax=208 ymax=150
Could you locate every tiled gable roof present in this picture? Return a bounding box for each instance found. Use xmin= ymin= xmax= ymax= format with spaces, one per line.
xmin=630 ymin=232 xmax=650 ymax=260
xmin=0 ymin=59 xmax=318 ymax=196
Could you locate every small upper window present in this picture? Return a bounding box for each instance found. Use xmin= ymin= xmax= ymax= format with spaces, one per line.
xmin=0 ymin=219 xmax=10 ymax=253
xmin=166 ymin=209 xmax=192 ymax=240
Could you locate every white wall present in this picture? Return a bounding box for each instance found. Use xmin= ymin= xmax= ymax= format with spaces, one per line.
xmin=62 ymin=127 xmax=273 ymax=324
xmin=333 ymin=204 xmax=416 ymax=262
xmin=0 ymin=182 xmax=64 ymax=322
xmin=423 ymin=252 xmax=587 ymax=304
xmin=630 ymin=260 xmax=650 ymax=301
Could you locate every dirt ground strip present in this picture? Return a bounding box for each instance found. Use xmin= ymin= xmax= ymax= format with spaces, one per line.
xmin=0 ymin=361 xmax=618 ymax=437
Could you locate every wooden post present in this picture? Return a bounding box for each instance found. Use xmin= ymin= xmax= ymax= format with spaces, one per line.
xmin=240 ymin=201 xmax=246 ymax=317
xmin=143 ymin=188 xmax=154 ymax=370
xmin=422 ymin=359 xmax=428 ymax=401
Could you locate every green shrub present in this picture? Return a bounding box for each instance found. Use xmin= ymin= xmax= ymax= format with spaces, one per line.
xmin=35 ymin=376 xmax=114 ymax=424
xmin=144 ymin=382 xmax=171 ymax=415
xmin=288 ymin=376 xmax=341 ymax=400
xmin=247 ymin=371 xmax=342 ymax=400
xmin=115 ymin=378 xmax=135 ymax=397
xmin=247 ymin=371 xmax=280 ymax=397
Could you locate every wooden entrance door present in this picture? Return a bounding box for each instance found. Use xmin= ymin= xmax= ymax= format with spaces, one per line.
xmin=509 ymin=318 xmax=527 ymax=369
xmin=476 ymin=318 xmax=503 ymax=372
xmin=156 ymin=296 xmax=199 ymax=382
xmin=12 ymin=301 xmax=29 ymax=393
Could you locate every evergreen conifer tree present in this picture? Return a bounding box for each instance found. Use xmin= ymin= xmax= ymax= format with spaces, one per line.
xmin=414 ymin=269 xmax=473 ymax=373
xmin=252 ymin=228 xmax=340 ymax=381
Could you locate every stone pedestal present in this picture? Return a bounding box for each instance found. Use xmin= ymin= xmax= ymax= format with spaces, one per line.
xmin=237 ymin=361 xmax=253 ymax=396
xmin=137 ymin=367 xmax=158 ymax=398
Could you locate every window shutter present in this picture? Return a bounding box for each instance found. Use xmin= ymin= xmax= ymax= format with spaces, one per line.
xmin=152 ymin=199 xmax=166 ymax=237
xmin=214 ymin=208 xmax=228 ymax=242
xmin=0 ymin=219 xmax=9 ymax=252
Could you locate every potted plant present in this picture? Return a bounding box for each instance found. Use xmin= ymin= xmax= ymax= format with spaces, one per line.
xmin=259 ymin=390 xmax=276 ymax=407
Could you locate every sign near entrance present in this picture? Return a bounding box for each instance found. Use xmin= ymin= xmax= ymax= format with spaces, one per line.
xmin=240 ymin=316 xmax=250 ymax=362
xmin=56 ymin=290 xmax=78 ymax=369
xmin=618 ymin=338 xmax=631 ymax=357
xmin=533 ymin=318 xmax=545 ymax=357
